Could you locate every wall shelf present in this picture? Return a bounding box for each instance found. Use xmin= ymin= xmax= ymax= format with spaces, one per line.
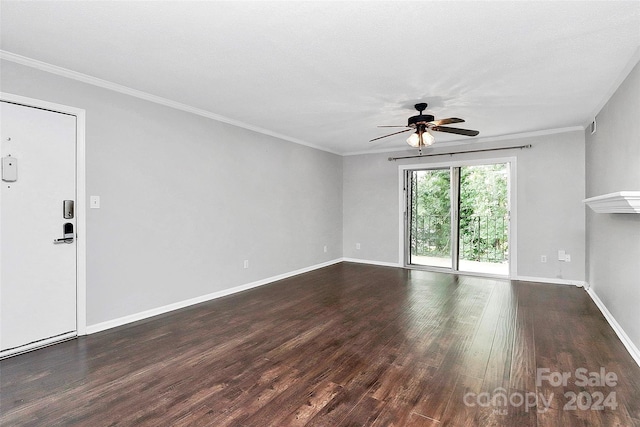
xmin=583 ymin=191 xmax=640 ymax=213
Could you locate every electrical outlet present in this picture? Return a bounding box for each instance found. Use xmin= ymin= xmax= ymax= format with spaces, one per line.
xmin=541 ymin=255 xmax=547 ymax=263
xmin=356 ymin=243 xmax=361 ymax=250
xmin=565 ymin=254 xmax=571 ymax=262
xmin=243 ymin=260 xmax=249 ymax=269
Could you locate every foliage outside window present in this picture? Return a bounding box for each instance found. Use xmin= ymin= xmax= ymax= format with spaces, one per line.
xmin=412 ymin=164 xmax=508 ymax=263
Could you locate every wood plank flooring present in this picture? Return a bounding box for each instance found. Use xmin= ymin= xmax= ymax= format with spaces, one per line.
xmin=1 ymin=262 xmax=639 ymax=426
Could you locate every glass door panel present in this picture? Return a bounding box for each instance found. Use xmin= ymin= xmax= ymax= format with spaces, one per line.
xmin=408 ymin=169 xmax=452 ymax=269
xmin=458 ymin=164 xmax=509 ymax=275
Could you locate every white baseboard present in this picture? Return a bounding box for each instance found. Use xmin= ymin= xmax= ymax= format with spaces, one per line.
xmin=512 ymin=275 xmax=586 ymax=287
xmin=339 ymin=264 xmax=589 ymax=287
xmin=84 ymin=259 xmax=640 ymax=369
xmin=86 ymin=258 xmax=342 ymax=334
xmin=341 ymin=257 xmax=402 ymax=268
xmin=513 ymin=276 xmax=640 ymax=367
xmin=586 ymin=287 xmax=640 ymax=367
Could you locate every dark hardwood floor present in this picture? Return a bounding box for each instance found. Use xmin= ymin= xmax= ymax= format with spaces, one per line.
xmin=1 ymin=262 xmax=639 ymax=426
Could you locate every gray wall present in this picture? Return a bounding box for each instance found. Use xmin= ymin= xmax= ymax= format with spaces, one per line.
xmin=4 ymin=56 xmax=637 ymax=353
xmin=343 ymin=131 xmax=586 ymax=281
xmin=586 ymin=61 xmax=640 ymax=349
xmin=1 ymin=60 xmax=343 ymax=326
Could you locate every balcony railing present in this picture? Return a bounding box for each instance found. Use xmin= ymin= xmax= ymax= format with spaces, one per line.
xmin=411 ymin=214 xmax=509 ymax=263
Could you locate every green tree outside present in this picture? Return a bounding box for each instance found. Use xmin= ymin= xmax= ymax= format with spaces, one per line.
xmin=411 ymin=164 xmax=508 ymax=263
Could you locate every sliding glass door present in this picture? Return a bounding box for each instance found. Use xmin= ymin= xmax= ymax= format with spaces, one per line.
xmin=406 ymin=162 xmax=510 ymax=276
xmin=458 ymin=164 xmax=509 ymax=275
xmin=407 ymin=168 xmax=452 ymax=269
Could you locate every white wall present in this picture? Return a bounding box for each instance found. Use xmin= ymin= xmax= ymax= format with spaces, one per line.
xmin=586 ymin=61 xmax=640 ymax=350
xmin=343 ymin=131 xmax=586 ymax=281
xmin=1 ymin=60 xmax=343 ymax=327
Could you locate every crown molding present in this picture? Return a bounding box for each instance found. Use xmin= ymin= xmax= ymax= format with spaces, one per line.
xmin=344 ymin=126 xmax=586 ymax=156
xmin=1 ymin=49 xmax=608 ymax=158
xmin=0 ymin=50 xmax=340 ymax=156
xmin=586 ymin=46 xmax=640 ymax=128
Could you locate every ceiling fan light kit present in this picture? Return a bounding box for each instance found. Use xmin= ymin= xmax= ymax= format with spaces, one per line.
xmin=371 ymin=102 xmax=479 ymax=153
xmin=406 ymin=126 xmax=435 ymax=148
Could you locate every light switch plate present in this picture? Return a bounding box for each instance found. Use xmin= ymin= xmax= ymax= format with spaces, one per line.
xmin=2 ymin=156 xmax=17 ymax=182
xmin=90 ymin=195 xmax=100 ymax=209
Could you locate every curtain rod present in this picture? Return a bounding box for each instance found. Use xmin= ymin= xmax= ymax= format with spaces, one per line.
xmin=387 ymin=144 xmax=532 ymax=161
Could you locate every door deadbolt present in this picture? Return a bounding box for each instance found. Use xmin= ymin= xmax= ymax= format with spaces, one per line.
xmin=63 ymin=200 xmax=74 ymax=219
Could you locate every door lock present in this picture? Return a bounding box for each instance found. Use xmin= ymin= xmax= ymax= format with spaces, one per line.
xmin=53 ymin=223 xmax=74 ymax=244
xmin=63 ymin=200 xmax=74 ymax=219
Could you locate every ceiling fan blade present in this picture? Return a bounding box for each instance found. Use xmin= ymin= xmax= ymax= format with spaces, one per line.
xmin=377 ymin=125 xmax=410 ymax=128
xmin=427 ymin=118 xmax=465 ymax=126
xmin=431 ymin=126 xmax=479 ymax=137
xmin=369 ymin=128 xmax=412 ymax=142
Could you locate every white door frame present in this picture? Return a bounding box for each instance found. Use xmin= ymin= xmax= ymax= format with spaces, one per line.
xmin=398 ymin=156 xmax=518 ymax=278
xmin=1 ymin=92 xmax=87 ymax=336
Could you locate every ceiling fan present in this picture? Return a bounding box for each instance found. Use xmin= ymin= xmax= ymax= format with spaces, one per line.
xmin=370 ymin=103 xmax=479 ymax=151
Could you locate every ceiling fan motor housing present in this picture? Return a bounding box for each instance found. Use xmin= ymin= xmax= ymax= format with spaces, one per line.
xmin=407 ymin=114 xmax=435 ymax=128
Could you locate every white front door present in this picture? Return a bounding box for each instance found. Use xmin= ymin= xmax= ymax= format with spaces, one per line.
xmin=1 ymin=100 xmax=77 ymax=356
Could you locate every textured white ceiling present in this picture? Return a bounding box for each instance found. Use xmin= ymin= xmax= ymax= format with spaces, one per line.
xmin=1 ymin=1 xmax=639 ymax=154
